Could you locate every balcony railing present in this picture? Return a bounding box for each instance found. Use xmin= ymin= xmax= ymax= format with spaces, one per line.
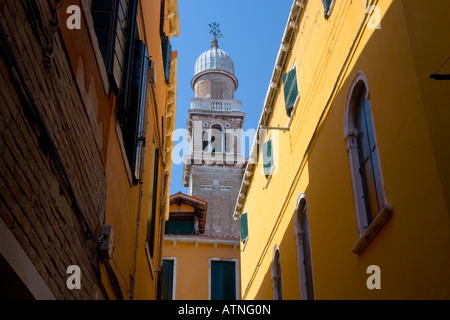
xmin=190 ymin=98 xmax=242 ymax=112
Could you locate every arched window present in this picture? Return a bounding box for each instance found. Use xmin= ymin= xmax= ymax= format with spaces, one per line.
xmin=344 ymin=72 xmax=392 ymax=254
xmin=271 ymin=246 xmax=283 ymax=300
xmin=202 ymin=130 xmax=210 ymax=152
xmin=211 ymin=124 xmax=223 ymax=153
xmin=294 ymin=194 xmax=314 ymax=300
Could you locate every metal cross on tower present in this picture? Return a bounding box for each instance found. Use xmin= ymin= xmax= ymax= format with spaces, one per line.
xmin=209 ymin=22 xmax=224 ymax=39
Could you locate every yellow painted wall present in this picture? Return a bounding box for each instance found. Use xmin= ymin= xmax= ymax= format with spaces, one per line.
xmin=240 ymin=0 xmax=450 ymax=300
xmin=163 ymin=240 xmax=240 ymax=300
xmin=169 ymin=202 xmax=196 ymax=213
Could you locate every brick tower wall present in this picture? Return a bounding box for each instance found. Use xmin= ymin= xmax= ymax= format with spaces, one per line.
xmin=190 ymin=164 xmax=244 ymax=237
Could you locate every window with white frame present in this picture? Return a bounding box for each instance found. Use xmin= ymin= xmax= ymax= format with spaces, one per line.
xmin=344 ymin=72 xmax=392 ymax=254
xmin=271 ymin=246 xmax=283 ymax=300
xmin=161 ymin=258 xmax=177 ymax=300
xmin=294 ymin=194 xmax=315 ymax=300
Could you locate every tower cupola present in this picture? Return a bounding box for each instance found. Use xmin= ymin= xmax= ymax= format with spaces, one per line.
xmin=191 ymin=38 xmax=238 ymax=100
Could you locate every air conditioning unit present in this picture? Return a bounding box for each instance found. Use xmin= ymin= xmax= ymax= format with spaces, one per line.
xmin=148 ymin=59 xmax=156 ymax=84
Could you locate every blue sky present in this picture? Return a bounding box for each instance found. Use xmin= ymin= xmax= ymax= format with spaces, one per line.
xmin=169 ymin=0 xmax=294 ymax=195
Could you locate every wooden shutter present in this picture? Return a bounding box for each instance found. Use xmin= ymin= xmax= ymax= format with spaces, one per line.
xmin=211 ymin=261 xmax=236 ymax=300
xmin=165 ymin=220 xmax=194 ymax=235
xmin=91 ymin=0 xmax=119 ymax=74
xmin=161 ymin=260 xmax=174 ymax=300
xmin=120 ymin=0 xmax=139 ymax=114
xmin=121 ymin=39 xmax=148 ymax=178
xmin=282 ymin=68 xmax=298 ymax=117
xmin=239 ymin=212 xmax=248 ymax=243
xmin=262 ymin=140 xmax=274 ymax=177
xmin=134 ymin=43 xmax=149 ymax=181
xmin=357 ymin=96 xmax=383 ymax=221
xmin=91 ymin=0 xmax=132 ymax=94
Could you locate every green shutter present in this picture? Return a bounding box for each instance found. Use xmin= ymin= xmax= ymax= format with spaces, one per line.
xmin=161 ymin=260 xmax=174 ymax=300
xmin=211 ymin=261 xmax=237 ymax=300
xmin=164 ymin=220 xmax=194 ymax=235
xmin=239 ymin=213 xmax=248 ymax=242
xmin=282 ymin=68 xmax=298 ymax=117
xmin=262 ymin=140 xmax=274 ymax=177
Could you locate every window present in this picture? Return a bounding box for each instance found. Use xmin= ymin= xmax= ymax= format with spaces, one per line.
xmin=294 ymin=194 xmax=315 ymax=300
xmin=262 ymin=139 xmax=274 ymax=178
xmin=164 ymin=220 xmax=194 ymax=235
xmin=271 ymin=247 xmax=283 ymax=300
xmin=344 ymin=72 xmax=392 ymax=254
xmin=161 ymin=34 xmax=172 ymax=83
xmin=210 ymin=260 xmax=238 ymax=300
xmin=322 ymin=0 xmax=335 ymax=19
xmin=161 ymin=258 xmax=176 ymax=300
xmin=202 ymin=125 xmax=223 ymax=154
xmin=211 ymin=124 xmax=223 ymax=153
xmin=239 ymin=212 xmax=248 ymax=246
xmin=282 ymin=68 xmax=299 ymax=117
xmin=146 ymin=143 xmax=160 ymax=258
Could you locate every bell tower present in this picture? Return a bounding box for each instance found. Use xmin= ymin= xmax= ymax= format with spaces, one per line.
xmin=183 ymin=28 xmax=247 ymax=238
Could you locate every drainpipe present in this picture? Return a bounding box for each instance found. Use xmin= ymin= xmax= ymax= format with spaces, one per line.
xmin=129 ymin=111 xmax=150 ymax=301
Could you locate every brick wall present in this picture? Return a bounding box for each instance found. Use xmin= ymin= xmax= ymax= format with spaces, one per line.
xmin=190 ymin=165 xmax=244 ymax=237
xmin=194 ymin=73 xmax=236 ymax=100
xmin=0 ymin=0 xmax=106 ymax=299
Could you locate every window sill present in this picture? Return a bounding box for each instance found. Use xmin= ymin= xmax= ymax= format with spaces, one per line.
xmin=352 ymin=205 xmax=393 ymax=255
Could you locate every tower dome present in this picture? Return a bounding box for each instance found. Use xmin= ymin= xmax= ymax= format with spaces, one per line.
xmin=194 ymin=39 xmax=235 ymax=76
xmin=191 ymin=39 xmax=239 ymax=100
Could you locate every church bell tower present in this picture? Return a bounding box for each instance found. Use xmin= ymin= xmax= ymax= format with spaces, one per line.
xmin=182 ymin=27 xmax=247 ymax=238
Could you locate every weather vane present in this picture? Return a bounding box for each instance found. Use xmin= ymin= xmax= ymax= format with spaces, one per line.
xmin=209 ymin=22 xmax=224 ymax=40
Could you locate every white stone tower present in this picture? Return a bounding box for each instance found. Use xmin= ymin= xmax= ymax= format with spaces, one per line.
xmin=182 ymin=35 xmax=247 ymax=238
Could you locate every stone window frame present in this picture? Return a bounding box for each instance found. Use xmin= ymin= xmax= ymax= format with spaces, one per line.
xmin=344 ymin=71 xmax=393 ymax=255
xmin=271 ymin=245 xmax=283 ymax=300
xmin=294 ymin=193 xmax=315 ymax=300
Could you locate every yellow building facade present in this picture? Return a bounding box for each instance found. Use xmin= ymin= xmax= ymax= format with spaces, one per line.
xmin=235 ymin=0 xmax=450 ymax=300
